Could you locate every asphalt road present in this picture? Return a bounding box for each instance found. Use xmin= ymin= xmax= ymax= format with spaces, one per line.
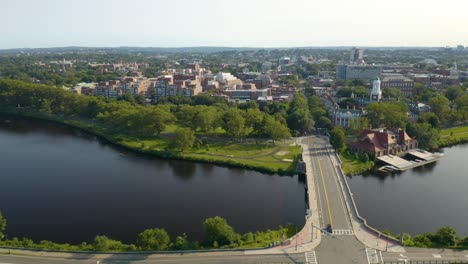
xmin=0 ymin=252 xmax=306 ymax=264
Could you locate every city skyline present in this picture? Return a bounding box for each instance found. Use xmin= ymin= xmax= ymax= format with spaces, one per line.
xmin=1 ymin=0 xmax=468 ymax=49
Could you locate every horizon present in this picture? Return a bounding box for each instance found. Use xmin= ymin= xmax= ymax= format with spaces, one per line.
xmin=2 ymin=0 xmax=467 ymax=49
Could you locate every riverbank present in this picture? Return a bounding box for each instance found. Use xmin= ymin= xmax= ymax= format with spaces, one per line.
xmin=0 ymin=109 xmax=300 ymax=175
xmin=439 ymin=125 xmax=468 ymax=147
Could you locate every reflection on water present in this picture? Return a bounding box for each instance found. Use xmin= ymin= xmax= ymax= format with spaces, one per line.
xmin=0 ymin=115 xmax=306 ymax=244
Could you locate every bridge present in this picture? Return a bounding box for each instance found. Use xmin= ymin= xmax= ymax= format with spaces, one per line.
xmin=0 ymin=135 xmax=467 ymax=263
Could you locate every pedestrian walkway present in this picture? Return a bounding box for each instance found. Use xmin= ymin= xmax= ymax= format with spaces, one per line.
xmin=305 ymin=250 xmax=318 ymax=264
xmin=365 ymin=248 xmax=381 ymax=264
xmin=329 ymin=229 xmax=354 ymax=236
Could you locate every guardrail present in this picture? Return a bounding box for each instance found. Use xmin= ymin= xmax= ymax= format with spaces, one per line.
xmin=0 ymin=243 xmax=272 ymax=255
xmin=324 ymin=143 xmax=402 ymax=246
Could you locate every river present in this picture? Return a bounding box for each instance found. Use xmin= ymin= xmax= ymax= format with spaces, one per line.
xmin=0 ymin=116 xmax=307 ymax=244
xmin=348 ymin=144 xmax=468 ymax=237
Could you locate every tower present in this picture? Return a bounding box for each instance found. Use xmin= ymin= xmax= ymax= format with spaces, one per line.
xmin=370 ymin=78 xmax=382 ymax=102
xmin=350 ymin=48 xmax=365 ymax=65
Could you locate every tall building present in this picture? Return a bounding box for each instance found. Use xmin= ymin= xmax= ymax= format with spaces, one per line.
xmin=350 ymin=47 xmax=365 ymax=65
xmin=370 ymin=78 xmax=382 ymax=102
xmin=336 ymin=48 xmax=381 ymax=81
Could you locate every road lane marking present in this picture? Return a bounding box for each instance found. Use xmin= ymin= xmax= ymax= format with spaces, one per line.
xmin=433 ymin=254 xmax=441 ymax=258
xmin=379 ymin=251 xmax=384 ymax=263
xmin=317 ymin=155 xmax=334 ymax=227
xmin=365 ymin=248 xmax=379 ymax=264
xmin=305 ymin=250 xmax=318 ymax=264
xmin=329 ymin=229 xmax=354 ymax=235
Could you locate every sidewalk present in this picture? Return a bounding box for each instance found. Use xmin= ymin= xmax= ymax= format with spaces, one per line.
xmin=247 ymin=139 xmax=322 ymax=255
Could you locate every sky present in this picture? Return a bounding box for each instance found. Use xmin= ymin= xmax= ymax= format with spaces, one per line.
xmin=1 ymin=0 xmax=467 ymax=49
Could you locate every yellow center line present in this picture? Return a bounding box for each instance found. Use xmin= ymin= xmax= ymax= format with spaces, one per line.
xmin=317 ymin=155 xmax=334 ymax=227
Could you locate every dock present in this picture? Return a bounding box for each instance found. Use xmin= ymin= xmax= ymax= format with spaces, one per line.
xmin=376 ymin=149 xmax=445 ymax=171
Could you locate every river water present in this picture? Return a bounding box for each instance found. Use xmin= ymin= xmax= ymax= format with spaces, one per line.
xmin=0 ymin=116 xmax=307 ymax=244
xmin=348 ymin=144 xmax=468 ymax=237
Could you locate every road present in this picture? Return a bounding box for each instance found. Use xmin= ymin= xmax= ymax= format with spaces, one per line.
xmin=0 ymin=252 xmax=306 ymax=264
xmin=301 ymin=136 xmax=369 ymax=263
xmin=2 ymin=135 xmax=468 ymax=263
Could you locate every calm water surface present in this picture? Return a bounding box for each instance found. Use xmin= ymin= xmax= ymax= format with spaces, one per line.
xmin=0 ymin=116 xmax=306 ymax=244
xmin=348 ymin=144 xmax=468 ymax=236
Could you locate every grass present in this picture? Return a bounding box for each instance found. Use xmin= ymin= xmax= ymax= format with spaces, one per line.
xmin=339 ymin=151 xmax=375 ymax=176
xmin=2 ymin=110 xmax=301 ymax=174
xmin=439 ymin=125 xmax=468 ymax=147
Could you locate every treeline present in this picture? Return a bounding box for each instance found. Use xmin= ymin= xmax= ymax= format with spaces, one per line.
xmin=0 ymin=212 xmax=296 ymax=251
xmin=385 ymin=226 xmax=468 ymax=249
xmin=0 ymin=79 xmax=328 ymax=143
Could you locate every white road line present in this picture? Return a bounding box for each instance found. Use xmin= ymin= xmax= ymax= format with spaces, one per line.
xmin=365 ymin=248 xmax=379 ymax=264
xmin=305 ymin=250 xmax=318 ymax=264
xmin=379 ymin=250 xmax=384 ymax=263
xmin=433 ymin=254 xmax=441 ymax=258
xmin=328 ymin=229 xmax=354 ymax=235
xmin=323 ymin=143 xmax=352 ymax=229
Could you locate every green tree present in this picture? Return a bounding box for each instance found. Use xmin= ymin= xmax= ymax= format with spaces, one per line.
xmin=136 ymin=228 xmax=171 ymax=250
xmin=433 ymin=226 xmax=458 ymax=247
xmin=223 ymin=108 xmax=248 ymax=140
xmin=382 ymin=87 xmax=403 ymax=100
xmin=171 ymin=127 xmax=196 ymax=151
xmin=93 ymin=235 xmax=126 ymax=251
xmin=262 ymin=115 xmax=291 ymax=142
xmin=203 ymin=216 xmax=238 ymax=247
xmin=174 ymin=233 xmax=191 ymax=250
xmin=445 ymin=86 xmax=465 ymax=101
xmin=429 ymin=95 xmax=450 ymax=118
xmin=0 ymin=210 xmax=6 ymax=240
xmin=329 ymin=126 xmax=346 ymax=153
xmin=413 ymin=123 xmax=440 ymax=150
xmin=365 ymin=102 xmax=408 ymax=128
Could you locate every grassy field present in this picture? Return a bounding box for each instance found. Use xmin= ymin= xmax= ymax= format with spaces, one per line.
xmin=2 ymin=110 xmax=300 ymax=174
xmin=439 ymin=125 xmax=468 ymax=147
xmin=339 ymin=151 xmax=375 ymax=176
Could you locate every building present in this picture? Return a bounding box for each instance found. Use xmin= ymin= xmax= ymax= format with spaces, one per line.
xmin=350 ymin=47 xmax=365 ymax=65
xmin=381 ymin=75 xmax=414 ymax=97
xmin=153 ymin=75 xmax=202 ymax=101
xmin=331 ymin=108 xmax=366 ymax=128
xmin=336 ymin=64 xmax=382 ymax=81
xmin=349 ymin=128 xmax=418 ymax=158
xmin=223 ymin=88 xmax=271 ymax=102
xmin=370 ymin=78 xmax=382 ymax=102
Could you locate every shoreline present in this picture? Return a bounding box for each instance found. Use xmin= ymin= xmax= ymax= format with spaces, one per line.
xmin=0 ymin=109 xmax=299 ymax=176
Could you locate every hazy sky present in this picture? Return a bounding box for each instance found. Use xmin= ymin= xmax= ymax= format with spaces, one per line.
xmin=1 ymin=0 xmax=467 ymax=49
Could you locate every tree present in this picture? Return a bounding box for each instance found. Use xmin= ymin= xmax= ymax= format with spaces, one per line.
xmin=382 ymin=87 xmax=403 ymax=100
xmin=445 ymin=86 xmax=465 ymax=101
xmin=413 ymin=123 xmax=440 ymax=150
xmin=0 ymin=210 xmax=6 ymax=240
xmin=93 ymin=235 xmax=126 ymax=251
xmin=171 ymin=127 xmax=195 ymax=151
xmin=365 ymin=102 xmax=408 ymax=128
xmin=329 ymin=126 xmax=346 ymax=153
xmin=433 ymin=226 xmax=458 ymax=247
xmin=223 ymin=108 xmax=248 ymax=140
xmin=136 ymin=228 xmax=171 ymax=250
xmin=174 ymin=233 xmax=191 ymax=250
xmin=203 ymin=216 xmax=238 ymax=247
xmin=429 ymin=95 xmax=450 ymax=118
xmin=262 ymin=115 xmax=291 ymax=142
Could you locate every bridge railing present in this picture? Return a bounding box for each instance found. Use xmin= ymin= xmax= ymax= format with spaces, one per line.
xmin=325 ymin=143 xmax=402 ymax=246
